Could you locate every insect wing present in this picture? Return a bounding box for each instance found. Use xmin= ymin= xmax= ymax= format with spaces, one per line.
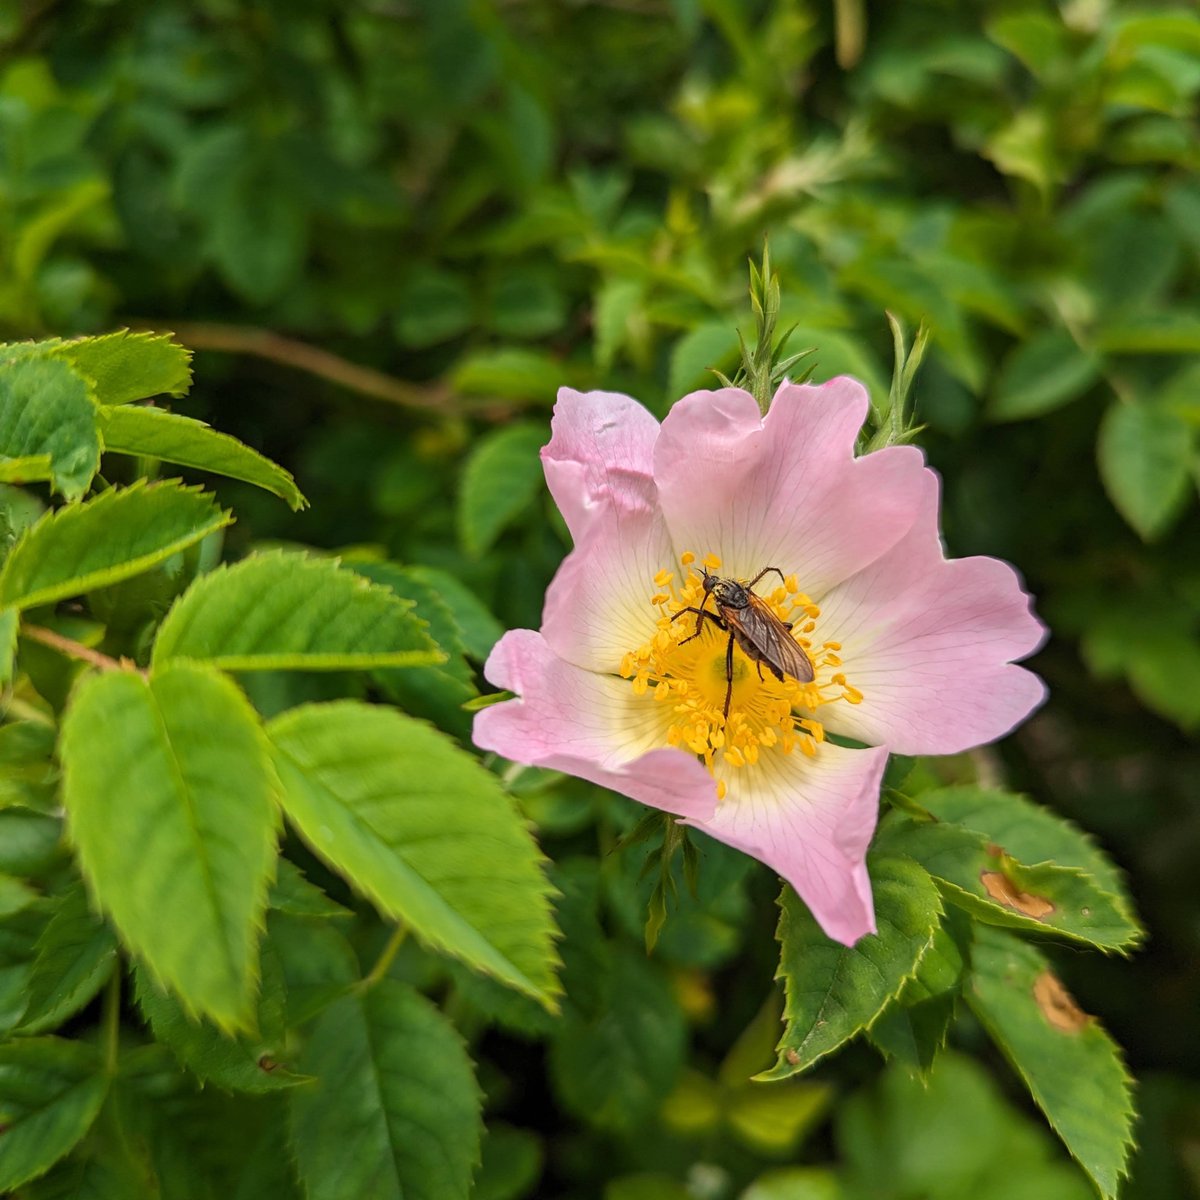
xmin=738 ymin=595 xmax=816 ymax=683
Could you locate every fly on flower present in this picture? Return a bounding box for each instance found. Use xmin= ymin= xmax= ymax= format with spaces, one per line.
xmin=673 ymin=566 xmax=815 ymax=721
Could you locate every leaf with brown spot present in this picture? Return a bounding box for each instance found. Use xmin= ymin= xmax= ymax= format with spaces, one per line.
xmin=980 ymin=869 xmax=1055 ymax=918
xmin=967 ymin=925 xmax=1134 ymax=1199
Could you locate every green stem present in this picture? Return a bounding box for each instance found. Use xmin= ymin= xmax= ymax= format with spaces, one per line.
xmin=360 ymin=925 xmax=407 ymax=991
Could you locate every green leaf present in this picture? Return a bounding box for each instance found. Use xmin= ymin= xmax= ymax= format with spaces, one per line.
xmin=867 ymin=922 xmax=965 ymax=1076
xmin=99 ymin=406 xmax=306 ymax=510
xmin=268 ymin=702 xmax=560 ymax=1007
xmin=458 ymin=423 xmax=547 ymax=556
xmin=1095 ymin=311 xmax=1200 ymax=353
xmin=1097 ymin=401 xmax=1193 ymax=540
xmin=549 ymin=946 xmax=686 ymax=1131
xmin=211 ymin=171 xmax=308 ymax=304
xmin=989 ymin=331 xmax=1101 ymax=422
xmin=19 ymin=883 xmax=118 ymax=1034
xmin=450 ymin=347 xmax=565 ymax=402
xmin=0 ymin=355 xmax=100 ymax=500
xmin=877 ymin=814 xmax=1141 ymax=952
xmin=967 ymin=925 xmax=1135 ymax=1199
xmin=740 ymin=1167 xmax=844 ymax=1200
xmin=60 ymin=662 xmax=279 ymax=1030
xmin=0 ymin=1037 xmax=108 ymax=1192
xmin=668 ymin=320 xmax=739 ymax=399
xmin=915 ymin=786 xmax=1136 ymax=918
xmin=268 ymin=859 xmax=351 ymax=919
xmin=289 ymin=979 xmax=482 ymax=1200
xmin=474 ymin=1124 xmax=543 ymax=1200
xmin=394 ymin=269 xmax=474 ymax=348
xmin=761 ymin=854 xmax=943 ymax=1079
xmin=133 ymin=946 xmax=306 ymax=1093
xmin=53 ymin=331 xmax=192 ymax=406
xmin=394 ymin=564 xmax=504 ymax=661
xmin=0 ymin=481 xmax=231 ymax=611
xmin=151 ymin=550 xmax=444 ymax=672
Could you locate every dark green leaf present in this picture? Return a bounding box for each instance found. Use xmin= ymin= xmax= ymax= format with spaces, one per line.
xmin=762 ymin=854 xmax=943 ymax=1079
xmin=0 ymin=1037 xmax=108 ymax=1191
xmin=967 ymin=925 xmax=1135 ymax=1199
xmin=289 ymin=979 xmax=482 ymax=1200
xmin=459 ymin=422 xmax=547 ymax=556
xmin=989 ymin=331 xmax=1101 ymax=421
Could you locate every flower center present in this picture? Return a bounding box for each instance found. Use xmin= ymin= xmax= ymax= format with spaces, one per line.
xmin=618 ymin=552 xmax=863 ymax=797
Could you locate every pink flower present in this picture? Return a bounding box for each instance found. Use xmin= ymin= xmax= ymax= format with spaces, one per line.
xmin=474 ymin=379 xmax=1046 ymax=945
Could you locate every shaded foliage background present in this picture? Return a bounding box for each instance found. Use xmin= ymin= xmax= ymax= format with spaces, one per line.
xmin=2 ymin=0 xmax=1198 ymax=1195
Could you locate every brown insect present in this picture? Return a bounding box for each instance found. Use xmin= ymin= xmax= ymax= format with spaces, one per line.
xmin=672 ymin=566 xmax=815 ymax=721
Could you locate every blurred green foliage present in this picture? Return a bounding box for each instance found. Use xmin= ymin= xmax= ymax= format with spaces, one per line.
xmin=2 ymin=0 xmax=1199 ymax=1196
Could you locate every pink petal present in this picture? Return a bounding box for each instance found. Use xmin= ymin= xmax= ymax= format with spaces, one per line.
xmin=686 ymin=743 xmax=889 ymax=945
xmin=652 ymin=379 xmax=929 ymax=594
xmin=815 ymin=474 xmax=1047 ymax=755
xmin=473 ymin=629 xmax=718 ymax=822
xmin=541 ymin=387 xmax=661 ymax=543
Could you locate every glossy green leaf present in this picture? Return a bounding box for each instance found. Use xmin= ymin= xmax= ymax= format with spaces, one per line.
xmin=99 ymin=405 xmax=306 ymax=510
xmin=877 ymin=814 xmax=1141 ymax=951
xmin=0 ymin=455 xmax=53 ymax=484
xmin=0 ymin=355 xmax=100 ymax=500
xmin=19 ymin=883 xmax=118 ymax=1034
xmin=53 ymin=331 xmax=192 ymax=406
xmin=1095 ymin=311 xmax=1200 ymax=353
xmin=0 ymin=606 xmax=16 ymax=686
xmin=458 ymin=422 xmax=547 ymax=556
xmin=549 ymin=946 xmax=685 ymax=1131
xmin=268 ymin=859 xmax=351 ymax=919
xmin=1097 ymin=401 xmax=1193 ymax=540
xmin=762 ymin=854 xmax=942 ymax=1079
xmin=269 ymin=701 xmax=560 ymax=1007
xmin=989 ymin=331 xmax=1101 ymax=421
xmin=967 ymin=925 xmax=1135 ymax=1199
xmin=152 ymin=549 xmax=444 ymax=671
xmin=0 ymin=481 xmax=231 ymax=611
xmin=0 ymin=1037 xmax=108 ymax=1191
xmin=133 ymin=946 xmax=306 ymax=1093
xmin=60 ymin=661 xmax=279 ymax=1030
xmin=289 ymin=979 xmax=482 ymax=1200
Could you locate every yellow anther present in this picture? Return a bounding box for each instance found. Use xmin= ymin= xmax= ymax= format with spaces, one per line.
xmin=702 ymin=552 xmax=722 ymax=569
xmin=843 ymin=685 xmax=863 ymax=704
xmin=650 ymin=592 xmax=670 ymax=605
xmin=716 ymin=779 xmax=727 ymax=800
xmin=654 ymin=569 xmax=673 ymax=586
xmin=725 ymin=747 xmax=746 ymax=768
xmin=784 ymin=575 xmax=799 ymax=593
xmin=823 ymin=641 xmax=842 ymax=651
xmin=681 ymin=551 xmax=696 ymax=566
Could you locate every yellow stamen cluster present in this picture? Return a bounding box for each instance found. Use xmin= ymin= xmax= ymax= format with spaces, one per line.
xmin=618 ymin=552 xmax=864 ymax=789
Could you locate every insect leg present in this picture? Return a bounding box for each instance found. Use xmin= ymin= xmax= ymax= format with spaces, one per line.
xmin=723 ymin=632 xmax=735 ymax=722
xmin=748 ymin=566 xmax=788 ymax=590
xmin=672 ymin=601 xmax=724 ymax=645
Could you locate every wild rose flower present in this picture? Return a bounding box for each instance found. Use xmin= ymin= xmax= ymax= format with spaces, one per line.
xmin=474 ymin=379 xmax=1046 ymax=945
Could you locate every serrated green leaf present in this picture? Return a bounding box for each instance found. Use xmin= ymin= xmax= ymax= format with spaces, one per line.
xmin=915 ymin=786 xmax=1137 ymax=919
xmin=0 ymin=355 xmax=100 ymax=500
xmin=967 ymin=925 xmax=1135 ymax=1199
xmin=1097 ymin=401 xmax=1193 ymax=540
xmin=19 ymin=883 xmax=118 ymax=1035
xmin=268 ymin=859 xmax=351 ymax=919
xmin=289 ymin=979 xmax=482 ymax=1200
xmin=458 ymin=423 xmax=547 ymax=556
xmin=0 ymin=872 xmax=39 ymax=915
xmin=549 ymin=946 xmax=685 ymax=1131
xmin=99 ymin=405 xmax=306 ymax=510
xmin=878 ymin=814 xmax=1140 ymax=951
xmin=0 ymin=1037 xmax=108 ymax=1191
xmin=989 ymin=331 xmax=1101 ymax=422
xmin=268 ymin=702 xmax=560 ymax=1008
xmin=0 ymin=481 xmax=231 ymax=611
xmin=397 ymin=564 xmax=504 ymax=662
xmin=152 ymin=550 xmax=444 ymax=672
xmin=60 ymin=662 xmax=279 ymax=1030
xmin=133 ymin=946 xmax=306 ymax=1093
xmin=762 ymin=854 xmax=942 ymax=1079
xmin=52 ymin=331 xmax=192 ymax=406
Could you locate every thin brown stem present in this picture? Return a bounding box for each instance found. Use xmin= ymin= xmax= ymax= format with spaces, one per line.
xmin=136 ymin=320 xmax=453 ymax=412
xmin=21 ymin=624 xmax=131 ymax=673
